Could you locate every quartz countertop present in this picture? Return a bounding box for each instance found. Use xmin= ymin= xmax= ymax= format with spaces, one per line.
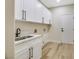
xmin=15 ymin=34 xmax=42 ymax=45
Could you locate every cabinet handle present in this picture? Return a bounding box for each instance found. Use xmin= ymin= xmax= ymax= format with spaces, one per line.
xmin=29 ymin=47 xmax=33 ymax=59
xmin=42 ymin=17 xmax=44 ymax=23
xmin=31 ymin=47 xmax=33 ymax=58
xmin=25 ymin=11 xmax=26 ymax=20
xmin=42 ymin=19 xmax=44 ymax=23
xmin=29 ymin=48 xmax=31 ymax=59
xmin=22 ymin=10 xmax=24 ymax=19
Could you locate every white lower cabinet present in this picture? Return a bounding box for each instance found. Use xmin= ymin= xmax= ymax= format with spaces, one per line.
xmin=15 ymin=38 xmax=42 ymax=59
xmin=33 ymin=41 xmax=42 ymax=59
xmin=15 ymin=49 xmax=29 ymax=59
xmin=15 ymin=0 xmax=52 ymax=24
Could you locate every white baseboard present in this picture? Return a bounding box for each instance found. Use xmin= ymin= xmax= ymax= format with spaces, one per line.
xmin=44 ymin=40 xmax=74 ymax=45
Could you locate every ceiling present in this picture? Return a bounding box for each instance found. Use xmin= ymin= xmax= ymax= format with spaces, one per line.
xmin=40 ymin=0 xmax=74 ymax=8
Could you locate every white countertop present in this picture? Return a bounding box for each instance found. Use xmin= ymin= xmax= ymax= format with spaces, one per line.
xmin=15 ymin=34 xmax=42 ymax=45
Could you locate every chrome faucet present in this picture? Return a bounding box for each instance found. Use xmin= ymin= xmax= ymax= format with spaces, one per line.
xmin=16 ymin=28 xmax=21 ymax=37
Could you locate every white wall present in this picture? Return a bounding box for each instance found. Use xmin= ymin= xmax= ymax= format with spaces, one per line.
xmin=46 ymin=5 xmax=74 ymax=44
xmin=15 ymin=20 xmax=50 ymax=35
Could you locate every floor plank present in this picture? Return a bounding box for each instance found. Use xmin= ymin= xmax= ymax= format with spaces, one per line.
xmin=41 ymin=42 xmax=74 ymax=59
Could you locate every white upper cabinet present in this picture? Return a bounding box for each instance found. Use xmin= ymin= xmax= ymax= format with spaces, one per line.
xmin=33 ymin=0 xmax=43 ymax=23
xmin=15 ymin=0 xmax=23 ymax=20
xmin=23 ymin=0 xmax=42 ymax=23
xmin=15 ymin=0 xmax=52 ymax=24
xmin=41 ymin=6 xmax=52 ymax=24
xmin=23 ymin=0 xmax=35 ymax=21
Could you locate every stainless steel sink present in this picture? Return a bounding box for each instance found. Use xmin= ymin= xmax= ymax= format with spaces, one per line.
xmin=15 ymin=36 xmax=33 ymax=41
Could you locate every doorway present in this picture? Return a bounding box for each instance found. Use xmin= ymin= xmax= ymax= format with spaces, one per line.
xmin=60 ymin=14 xmax=74 ymax=44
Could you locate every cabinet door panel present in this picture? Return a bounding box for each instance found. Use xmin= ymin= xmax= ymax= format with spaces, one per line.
xmin=23 ymin=0 xmax=34 ymax=21
xmin=41 ymin=5 xmax=52 ymax=24
xmin=33 ymin=41 xmax=42 ymax=59
xmin=15 ymin=0 xmax=23 ymax=20
xmin=33 ymin=1 xmax=42 ymax=23
xmin=15 ymin=49 xmax=29 ymax=59
xmin=23 ymin=0 xmax=42 ymax=23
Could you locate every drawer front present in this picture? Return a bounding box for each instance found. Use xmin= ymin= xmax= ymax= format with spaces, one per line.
xmin=15 ymin=38 xmax=41 ymax=53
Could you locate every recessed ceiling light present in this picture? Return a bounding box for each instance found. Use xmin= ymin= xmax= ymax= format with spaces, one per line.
xmin=57 ymin=0 xmax=61 ymax=3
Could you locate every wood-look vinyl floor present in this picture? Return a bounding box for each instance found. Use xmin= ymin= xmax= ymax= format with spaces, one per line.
xmin=41 ymin=42 xmax=74 ymax=59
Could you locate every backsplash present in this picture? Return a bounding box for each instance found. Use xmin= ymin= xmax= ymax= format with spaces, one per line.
xmin=15 ymin=20 xmax=50 ymax=36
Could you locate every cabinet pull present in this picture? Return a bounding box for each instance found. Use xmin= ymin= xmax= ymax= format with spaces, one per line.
xmin=22 ymin=10 xmax=24 ymax=19
xmin=29 ymin=47 xmax=33 ymax=59
xmin=42 ymin=17 xmax=44 ymax=23
xmin=25 ymin=11 xmax=26 ymax=20
xmin=31 ymin=47 xmax=33 ymax=58
xmin=29 ymin=48 xmax=31 ymax=59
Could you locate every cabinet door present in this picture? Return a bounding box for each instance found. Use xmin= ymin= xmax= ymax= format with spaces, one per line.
xmin=23 ymin=0 xmax=42 ymax=23
xmin=15 ymin=48 xmax=29 ymax=59
xmin=45 ymin=10 xmax=52 ymax=24
xmin=41 ymin=6 xmax=52 ymax=24
xmin=23 ymin=0 xmax=34 ymax=21
xmin=33 ymin=0 xmax=42 ymax=23
xmin=33 ymin=40 xmax=42 ymax=59
xmin=15 ymin=0 xmax=23 ymax=20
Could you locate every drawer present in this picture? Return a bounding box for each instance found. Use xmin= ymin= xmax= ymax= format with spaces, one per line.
xmin=15 ymin=38 xmax=39 ymax=52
